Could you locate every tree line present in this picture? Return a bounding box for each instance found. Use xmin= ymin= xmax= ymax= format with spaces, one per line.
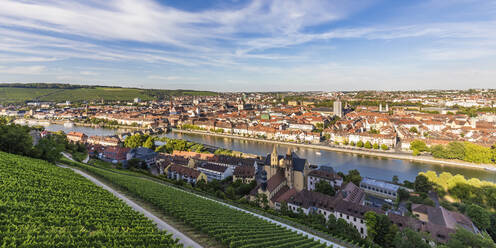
xmin=410 ymin=140 xmax=496 ymax=164
xmin=417 ymin=171 xmax=496 ymax=243
xmin=0 ymin=119 xmax=84 ymax=163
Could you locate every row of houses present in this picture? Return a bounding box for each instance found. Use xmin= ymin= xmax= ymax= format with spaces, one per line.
xmin=161 ymin=154 xmax=244 ymax=183
xmin=182 ymin=120 xmax=322 ymax=144
xmin=67 ymin=131 xmax=158 ymax=167
xmin=282 ymin=182 xmax=478 ymax=243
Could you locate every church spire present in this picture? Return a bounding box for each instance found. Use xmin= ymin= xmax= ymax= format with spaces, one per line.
xmin=270 ymin=145 xmax=278 ymax=166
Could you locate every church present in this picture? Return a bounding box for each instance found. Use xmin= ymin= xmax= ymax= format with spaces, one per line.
xmin=250 ymin=146 xmax=310 ymax=207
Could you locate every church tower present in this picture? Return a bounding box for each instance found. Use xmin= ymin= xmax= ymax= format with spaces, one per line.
xmin=271 ymin=146 xmax=278 ymax=166
xmin=267 ymin=146 xmax=279 ymax=178
xmin=285 ymin=148 xmax=294 ymax=188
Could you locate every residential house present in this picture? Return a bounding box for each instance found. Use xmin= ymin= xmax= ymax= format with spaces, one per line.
xmin=67 ymin=131 xmax=88 ymax=143
xmin=127 ymin=147 xmax=158 ymax=167
xmin=233 ymin=165 xmax=256 ymax=184
xmin=196 ymin=162 xmax=233 ymax=181
xmin=307 ymin=169 xmax=343 ymax=190
xmin=103 ymin=146 xmax=130 ymax=164
xmin=166 ymin=164 xmax=207 ymax=184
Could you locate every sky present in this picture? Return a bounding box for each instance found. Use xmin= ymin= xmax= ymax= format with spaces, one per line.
xmin=0 ymin=0 xmax=495 ymax=92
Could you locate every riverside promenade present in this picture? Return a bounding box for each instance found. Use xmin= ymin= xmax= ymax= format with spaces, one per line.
xmin=172 ymin=129 xmax=496 ymax=172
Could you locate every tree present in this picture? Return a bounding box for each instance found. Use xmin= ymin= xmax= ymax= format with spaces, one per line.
xmin=143 ymin=136 xmax=155 ymax=150
xmin=357 ymin=140 xmax=364 ymax=148
xmin=397 ymin=188 xmax=410 ymax=201
xmin=489 ymin=214 xmax=496 ymax=243
xmin=261 ymin=194 xmax=269 ymax=209
xmin=364 ymin=141 xmax=372 ymax=149
xmin=442 ymin=227 xmax=496 ymax=248
xmin=409 ymin=126 xmax=418 ymax=133
xmin=445 ymin=142 xmax=465 ymax=160
xmin=280 ymin=201 xmax=289 ymax=215
xmin=124 ymin=134 xmax=147 ymax=148
xmin=126 ymin=158 xmax=145 ymax=169
xmin=225 ymin=186 xmax=236 ymax=200
xmin=412 ymin=149 xmax=420 ymax=156
xmin=373 ymin=143 xmax=379 ymax=149
xmin=492 ymin=144 xmax=496 ymax=162
xmin=393 ymin=228 xmax=430 ymax=248
xmin=350 ymin=141 xmax=355 ymax=146
xmin=392 ymin=175 xmax=399 ymax=184
xmin=410 ymin=140 xmax=428 ymax=152
xmin=345 ymin=169 xmax=362 ymax=186
xmin=381 ymin=144 xmax=389 ymax=150
xmin=0 ymin=124 xmax=33 ymax=156
xmin=414 ymin=174 xmax=432 ymax=193
xmin=364 ymin=211 xmax=395 ymax=247
xmin=463 ymin=142 xmax=492 ymax=164
xmin=31 ymin=135 xmax=65 ymax=163
xmin=369 ymin=128 xmax=380 ymax=134
xmin=431 ymin=144 xmax=446 ymax=158
xmin=466 ymin=204 xmax=491 ymax=230
xmin=314 ymin=180 xmax=335 ymax=196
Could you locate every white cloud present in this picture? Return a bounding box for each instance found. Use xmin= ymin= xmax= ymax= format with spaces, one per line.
xmin=0 ymin=0 xmax=370 ymax=65
xmin=147 ymin=75 xmax=199 ymax=81
xmin=0 ymin=0 xmax=495 ymax=90
xmin=0 ymin=65 xmax=45 ymax=75
xmin=0 ymin=56 xmax=58 ymax=63
xmin=80 ymin=71 xmax=100 ymax=76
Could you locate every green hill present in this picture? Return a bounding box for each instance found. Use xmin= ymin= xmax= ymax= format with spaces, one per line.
xmin=0 ymin=151 xmax=182 ymax=247
xmin=0 ymin=83 xmax=217 ymax=104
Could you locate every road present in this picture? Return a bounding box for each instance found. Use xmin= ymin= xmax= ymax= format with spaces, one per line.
xmin=57 ymin=164 xmax=202 ymax=248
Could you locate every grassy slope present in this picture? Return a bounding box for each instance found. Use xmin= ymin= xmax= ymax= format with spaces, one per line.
xmin=0 ymin=88 xmax=60 ymax=104
xmin=42 ymin=87 xmax=154 ymax=102
xmin=0 ymin=86 xmax=217 ymax=104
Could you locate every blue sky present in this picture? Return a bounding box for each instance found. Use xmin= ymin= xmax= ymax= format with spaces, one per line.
xmin=0 ymin=0 xmax=495 ymax=91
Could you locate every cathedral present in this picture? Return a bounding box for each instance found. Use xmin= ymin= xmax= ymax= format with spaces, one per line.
xmin=250 ymin=146 xmax=310 ymax=207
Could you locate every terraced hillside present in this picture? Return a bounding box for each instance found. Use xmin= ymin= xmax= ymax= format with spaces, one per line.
xmin=0 ymin=151 xmax=182 ymax=247
xmin=66 ymin=160 xmax=333 ymax=248
xmin=0 ymin=84 xmax=217 ymax=104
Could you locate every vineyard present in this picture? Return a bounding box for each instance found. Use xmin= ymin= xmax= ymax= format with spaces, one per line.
xmin=68 ymin=160 xmax=334 ymax=248
xmin=0 ymin=152 xmax=182 ymax=247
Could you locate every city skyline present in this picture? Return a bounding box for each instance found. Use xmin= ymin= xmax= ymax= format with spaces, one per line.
xmin=0 ymin=0 xmax=495 ymax=91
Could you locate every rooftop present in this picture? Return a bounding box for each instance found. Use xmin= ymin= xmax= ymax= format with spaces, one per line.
xmin=360 ymin=177 xmax=400 ymax=192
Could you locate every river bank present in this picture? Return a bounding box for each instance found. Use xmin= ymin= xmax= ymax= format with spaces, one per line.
xmin=48 ymin=119 xmax=142 ymax=131
xmin=172 ymin=129 xmax=496 ymax=172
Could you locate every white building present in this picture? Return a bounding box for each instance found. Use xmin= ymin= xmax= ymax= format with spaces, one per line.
xmin=333 ymin=100 xmax=343 ymax=118
xmin=307 ymin=169 xmax=343 ymax=190
xmin=285 ymin=190 xmax=378 ymax=238
xmin=197 ymin=162 xmax=233 ymax=181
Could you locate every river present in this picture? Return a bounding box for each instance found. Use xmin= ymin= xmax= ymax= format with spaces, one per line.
xmin=41 ymin=124 xmax=496 ymax=183
xmin=163 ymin=132 xmax=496 ymax=183
xmin=42 ymin=124 xmax=122 ymax=137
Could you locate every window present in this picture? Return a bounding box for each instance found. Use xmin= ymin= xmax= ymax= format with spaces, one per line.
xmin=353 ymin=217 xmax=356 ymax=222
